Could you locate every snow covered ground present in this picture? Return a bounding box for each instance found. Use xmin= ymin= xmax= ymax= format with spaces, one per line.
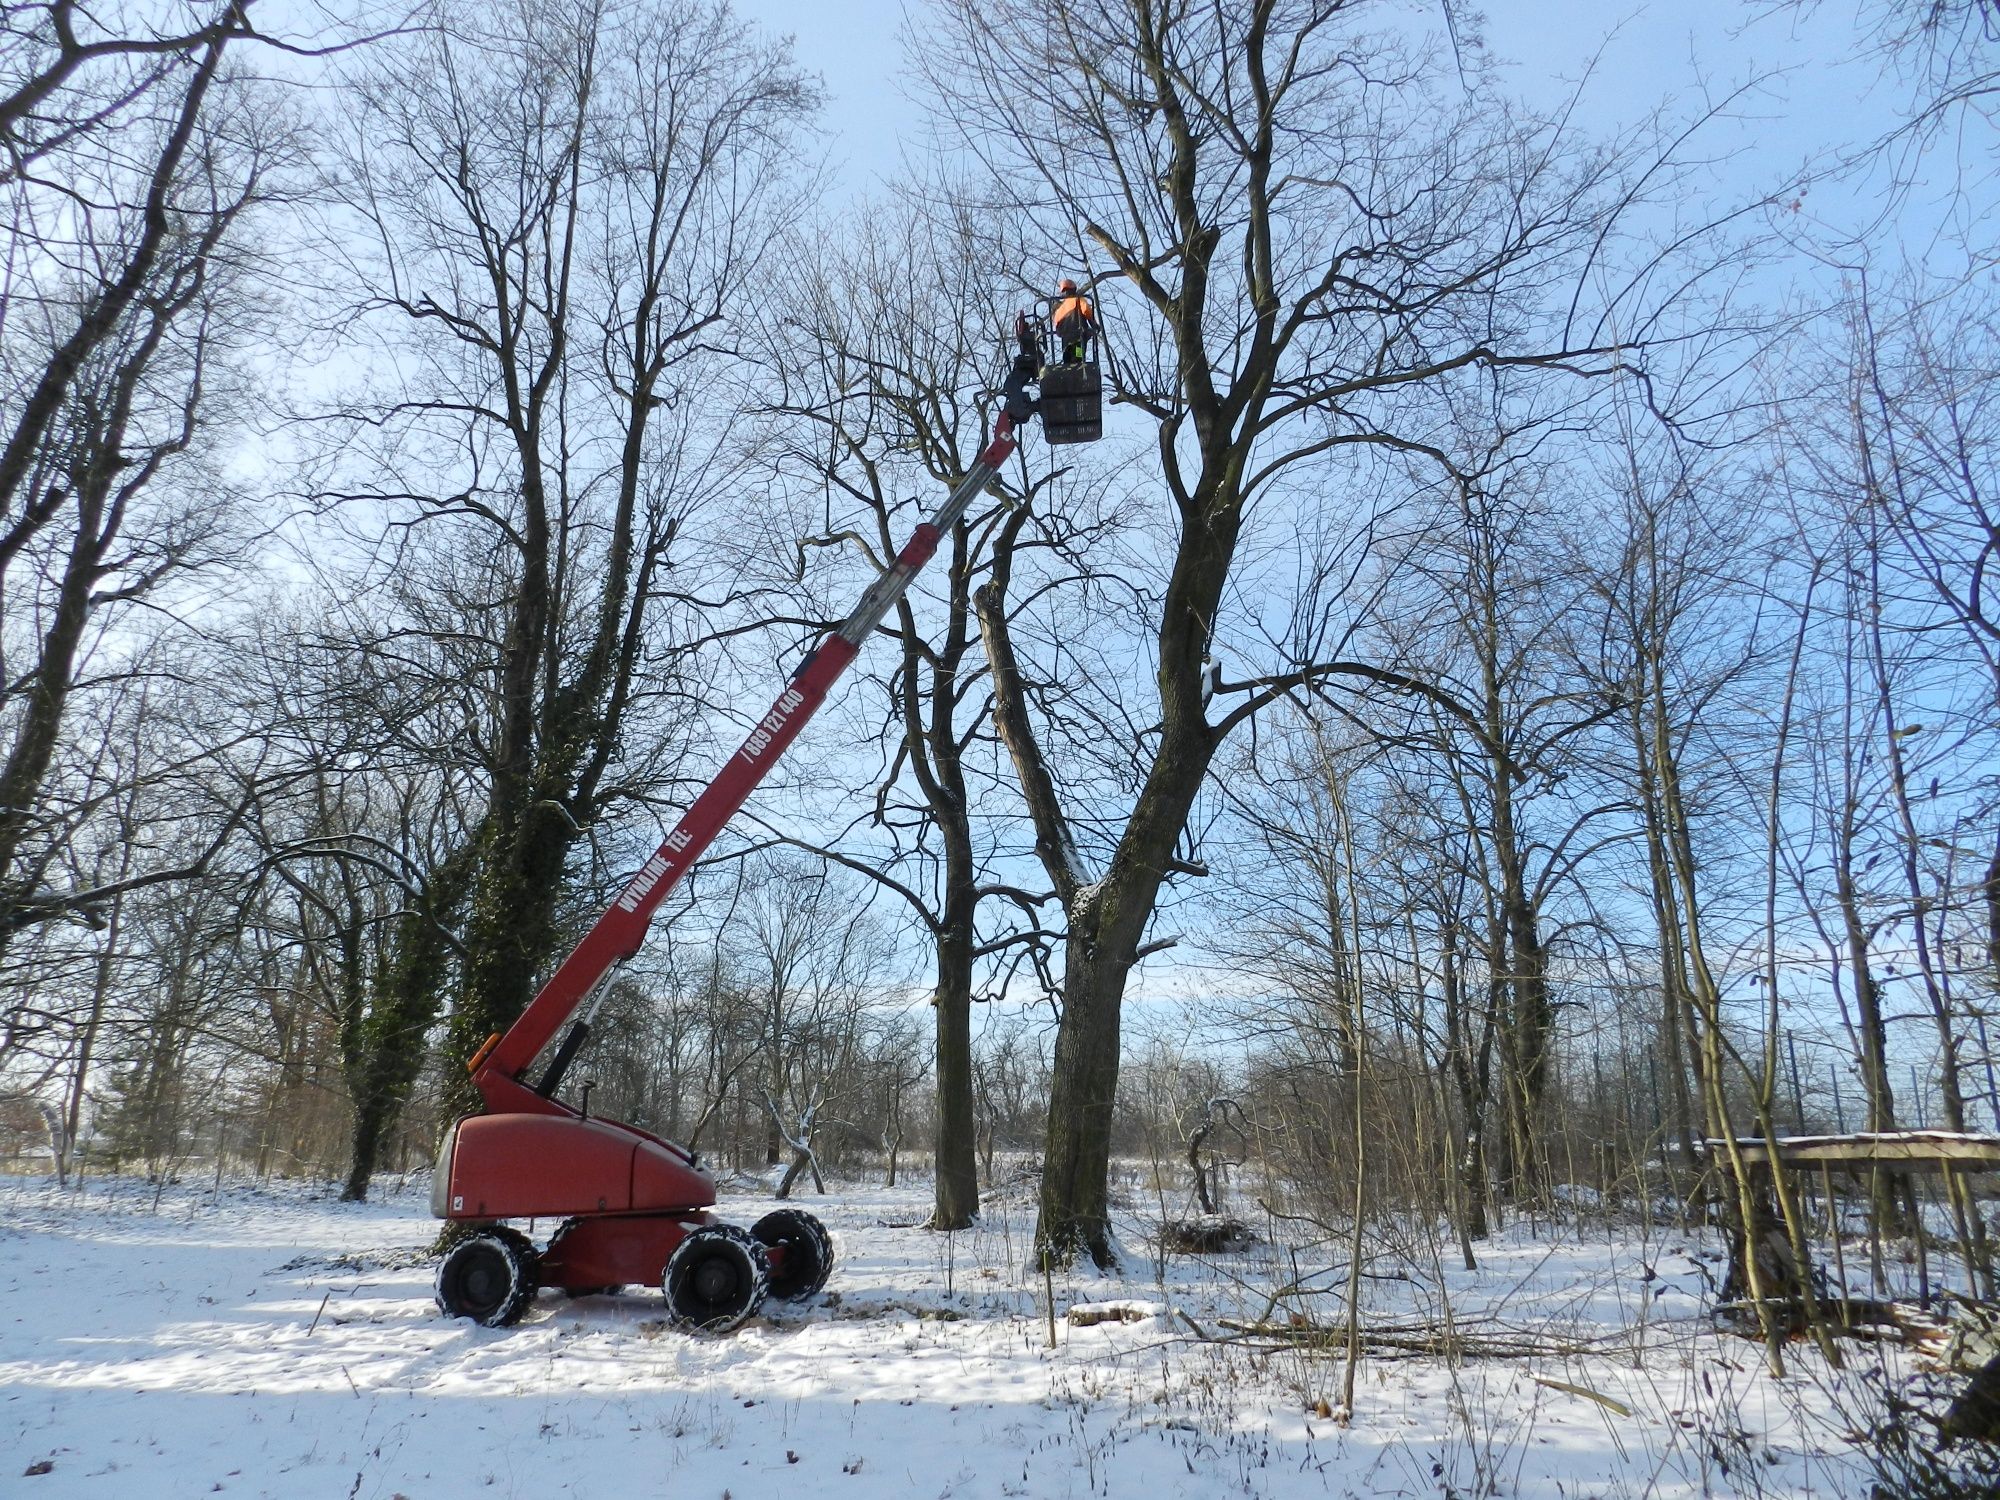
xmin=0 ymin=1171 xmax=1888 ymax=1497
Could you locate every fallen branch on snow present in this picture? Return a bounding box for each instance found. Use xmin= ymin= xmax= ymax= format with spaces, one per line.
xmin=1206 ymin=1314 xmax=1609 ymax=1360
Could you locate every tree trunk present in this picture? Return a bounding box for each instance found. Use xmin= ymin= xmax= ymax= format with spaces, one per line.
xmin=344 ymin=847 xmax=474 ymax=1201
xmin=0 ymin=487 xmax=111 ymax=951
xmin=1631 ymin=689 xmax=1700 ymax=1179
xmin=979 ymin=469 xmax=1238 ymax=1269
xmin=1486 ymin=701 xmax=1549 ymax=1203
xmin=1035 ymin=929 xmax=1131 ymax=1267
xmin=932 ymin=924 xmax=980 ymax=1229
xmin=776 ymin=1145 xmax=813 ymax=1198
xmin=1440 ymin=920 xmax=1490 ymax=1244
xmin=765 ymin=980 xmax=786 ymax=1168
xmin=1501 ymin=877 xmax=1550 ymax=1199
xmin=1835 ymin=885 xmax=1897 ymax=1135
xmin=1985 ymin=828 xmax=2000 ymax=991
xmin=1186 ymin=1115 xmax=1215 ymax=1216
xmin=444 ymin=794 xmax=570 ymax=1116
xmin=1315 ymin=845 xmax=1359 ymax=1075
xmin=61 ymin=879 xmax=127 ymax=1184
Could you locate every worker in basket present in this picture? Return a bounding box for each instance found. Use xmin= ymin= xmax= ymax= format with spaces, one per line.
xmin=1051 ymin=278 xmax=1097 ymax=364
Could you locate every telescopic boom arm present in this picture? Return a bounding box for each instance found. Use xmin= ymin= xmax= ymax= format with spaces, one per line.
xmin=470 ymin=393 xmax=1031 ymax=1115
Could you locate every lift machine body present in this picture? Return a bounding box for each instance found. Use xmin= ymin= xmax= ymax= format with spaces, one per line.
xmin=429 ymin=309 xmax=1093 ymax=1329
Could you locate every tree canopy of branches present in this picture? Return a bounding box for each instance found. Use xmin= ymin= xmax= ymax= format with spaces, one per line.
xmin=917 ymin=0 xmax=1679 ymax=1267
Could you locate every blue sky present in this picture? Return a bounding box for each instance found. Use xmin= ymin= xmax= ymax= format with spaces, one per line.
xmin=761 ymin=0 xmax=1896 ymax=223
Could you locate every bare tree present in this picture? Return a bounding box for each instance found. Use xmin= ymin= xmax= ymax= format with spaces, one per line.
xmin=239 ymin=596 xmax=491 ymax=1198
xmin=315 ymin=0 xmax=817 ymax=1112
xmin=755 ymin=197 xmax=1074 ymax=1228
xmin=1761 ymin=270 xmax=2000 ymax=1235
xmin=0 ymin=0 xmax=265 ymax=182
xmin=919 ymin=0 xmax=1678 ymax=1265
xmin=0 ymin=23 xmax=285 ymax=953
xmin=1776 ymin=0 xmax=1999 ymax=177
xmin=1837 ymin=275 xmax=2000 ymax=1004
xmin=1356 ymin=463 xmax=1639 ymax=1200
xmin=724 ymin=853 xmax=895 ymax=1194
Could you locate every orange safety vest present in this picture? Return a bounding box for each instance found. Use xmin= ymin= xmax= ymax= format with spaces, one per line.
xmin=1052 ymin=294 xmax=1095 ymax=339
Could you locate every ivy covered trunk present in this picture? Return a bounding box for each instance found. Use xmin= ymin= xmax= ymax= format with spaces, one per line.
xmin=342 ymin=847 xmax=475 ymax=1201
xmin=445 ymin=796 xmax=579 ymax=1112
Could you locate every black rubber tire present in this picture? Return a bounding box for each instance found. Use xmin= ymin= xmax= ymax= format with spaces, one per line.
xmin=547 ymin=1218 xmax=624 ymax=1298
xmin=662 ymin=1224 xmax=770 ymax=1333
xmin=751 ymin=1208 xmax=834 ymax=1302
xmin=434 ymin=1226 xmax=539 ymax=1327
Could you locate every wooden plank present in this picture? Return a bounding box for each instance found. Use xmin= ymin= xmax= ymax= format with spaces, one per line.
xmin=1705 ymin=1131 xmax=2000 ymax=1170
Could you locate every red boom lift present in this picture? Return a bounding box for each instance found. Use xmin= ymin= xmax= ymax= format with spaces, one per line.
xmin=430 ymin=308 xmax=1099 ymax=1330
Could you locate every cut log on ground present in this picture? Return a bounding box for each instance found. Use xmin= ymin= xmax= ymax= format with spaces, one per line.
xmin=1068 ymin=1300 xmax=1165 ymax=1327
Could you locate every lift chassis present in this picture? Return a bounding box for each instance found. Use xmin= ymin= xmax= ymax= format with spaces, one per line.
xmin=430 ymin=318 xmax=1083 ymax=1331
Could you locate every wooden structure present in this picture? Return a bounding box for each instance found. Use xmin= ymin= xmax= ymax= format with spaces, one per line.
xmin=1709 ymin=1130 xmax=2000 ymax=1172
xmin=1702 ymin=1130 xmax=2000 ymax=1317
